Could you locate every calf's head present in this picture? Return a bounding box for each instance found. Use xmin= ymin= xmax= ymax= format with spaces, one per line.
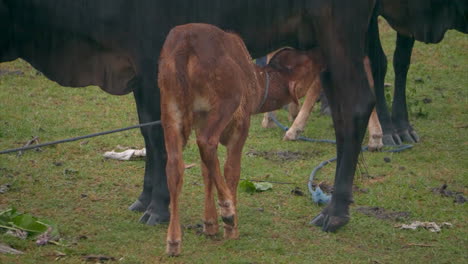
xmin=268 ymin=49 xmax=322 ymax=104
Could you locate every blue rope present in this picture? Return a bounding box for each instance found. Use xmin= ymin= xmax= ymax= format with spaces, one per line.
xmin=265 ymin=112 xmax=413 ymax=205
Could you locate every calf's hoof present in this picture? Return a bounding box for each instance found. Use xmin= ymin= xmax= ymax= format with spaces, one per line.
xmin=223 ymin=224 xmax=239 ymax=239
xmin=261 ymin=119 xmax=276 ymax=129
xmin=166 ymin=240 xmax=181 ymax=257
xmin=367 ymin=138 xmax=383 ymax=152
xmin=310 ymin=213 xmax=350 ymax=232
xmin=203 ymin=221 xmax=219 ymax=236
xmin=221 ymin=214 xmax=235 ymax=226
xmin=218 ymin=201 xmax=235 ymax=220
xmin=283 ymin=129 xmax=301 ymax=141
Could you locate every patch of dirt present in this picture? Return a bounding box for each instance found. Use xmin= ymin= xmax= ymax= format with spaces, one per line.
xmin=0 ymin=168 xmax=18 ymax=179
xmin=184 ymin=223 xmax=204 ymax=235
xmin=291 ymin=187 xmax=304 ymax=196
xmin=363 ymin=173 xmax=389 ymax=184
xmin=355 ymin=206 xmax=411 ymax=221
xmin=246 ymin=149 xmax=320 ymax=162
xmin=432 ymin=184 xmax=466 ymax=204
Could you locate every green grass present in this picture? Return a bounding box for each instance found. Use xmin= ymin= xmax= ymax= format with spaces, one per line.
xmin=1 ymin=21 xmax=467 ymax=264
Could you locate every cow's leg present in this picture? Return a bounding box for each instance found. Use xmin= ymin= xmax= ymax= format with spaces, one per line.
xmin=261 ymin=111 xmax=277 ymax=128
xmin=284 ymin=80 xmax=320 ymax=141
xmin=311 ymin=63 xmax=374 ymax=232
xmin=220 ymin=118 xmax=250 ymax=239
xmin=130 ymin=66 xmax=170 ymax=225
xmin=311 ymin=1 xmax=375 ymax=231
xmin=319 ymin=91 xmax=331 ymax=116
xmin=392 ymin=33 xmax=419 ymax=143
xmin=367 ymin=14 xmax=401 ymax=146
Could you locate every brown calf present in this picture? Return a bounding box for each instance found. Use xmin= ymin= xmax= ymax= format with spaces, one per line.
xmin=158 ymin=23 xmax=320 ymax=256
xmin=261 ymin=51 xmax=383 ymax=151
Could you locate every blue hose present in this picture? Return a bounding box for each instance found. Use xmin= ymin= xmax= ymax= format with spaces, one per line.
xmin=265 ymin=112 xmax=413 ymax=205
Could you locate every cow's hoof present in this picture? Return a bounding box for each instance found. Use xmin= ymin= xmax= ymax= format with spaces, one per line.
xmin=397 ymin=128 xmax=420 ymax=143
xmin=139 ymin=210 xmax=170 ymax=226
xmin=320 ymin=106 xmax=331 ymax=116
xmin=166 ymin=240 xmax=181 ymax=257
xmin=128 ymin=199 xmax=148 ymax=213
xmin=310 ymin=213 xmax=349 ymax=232
xmin=382 ymin=133 xmax=402 ymax=146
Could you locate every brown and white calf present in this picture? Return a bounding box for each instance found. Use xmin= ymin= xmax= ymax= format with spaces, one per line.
xmin=261 ymin=51 xmax=384 ymax=151
xmin=158 ymin=23 xmax=320 ymax=256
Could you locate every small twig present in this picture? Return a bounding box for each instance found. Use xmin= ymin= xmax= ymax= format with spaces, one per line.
xmin=403 ymin=243 xmax=434 ymax=248
xmin=48 ymin=240 xmax=65 ymax=246
xmin=184 ymin=163 xmax=197 ymax=169
xmin=0 ymin=224 xmax=21 ymax=231
xmin=454 ymin=124 xmax=468 ymax=129
xmin=18 ymin=136 xmax=39 ymax=156
xmin=0 ymin=243 xmax=24 ymax=255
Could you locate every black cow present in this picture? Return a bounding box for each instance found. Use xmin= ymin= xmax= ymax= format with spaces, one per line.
xmin=0 ymin=0 xmax=377 ymax=232
xmin=370 ymin=0 xmax=468 ymax=145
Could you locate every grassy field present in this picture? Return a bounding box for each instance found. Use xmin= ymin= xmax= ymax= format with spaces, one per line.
xmin=0 ymin=21 xmax=467 ymax=264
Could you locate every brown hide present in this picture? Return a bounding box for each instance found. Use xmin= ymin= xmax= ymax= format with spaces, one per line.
xmin=158 ymin=23 xmax=319 ymax=256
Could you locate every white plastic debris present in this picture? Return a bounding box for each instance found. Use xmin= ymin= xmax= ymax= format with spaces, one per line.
xmin=103 ymin=148 xmax=146 ymax=161
xmin=398 ymin=221 xmax=453 ymax=233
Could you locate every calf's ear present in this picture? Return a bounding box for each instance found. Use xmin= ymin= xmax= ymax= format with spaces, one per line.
xmin=288 ymin=81 xmax=299 ymax=105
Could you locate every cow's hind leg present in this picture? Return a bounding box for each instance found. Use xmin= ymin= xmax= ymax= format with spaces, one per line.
xmin=367 ymin=11 xmax=401 ymax=146
xmin=310 ymin=1 xmax=375 ymax=231
xmin=311 ymin=66 xmax=374 ymax=232
xmin=392 ymin=33 xmax=419 ymax=143
xmin=131 ymin=69 xmax=170 ymax=225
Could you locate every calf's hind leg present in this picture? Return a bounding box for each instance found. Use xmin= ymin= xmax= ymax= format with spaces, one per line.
xmin=163 ymin=109 xmax=188 ymax=256
xmin=201 ymin=162 xmax=219 ymax=236
xmin=196 ymin=110 xmax=238 ymax=238
xmin=220 ymin=118 xmax=251 ymax=239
